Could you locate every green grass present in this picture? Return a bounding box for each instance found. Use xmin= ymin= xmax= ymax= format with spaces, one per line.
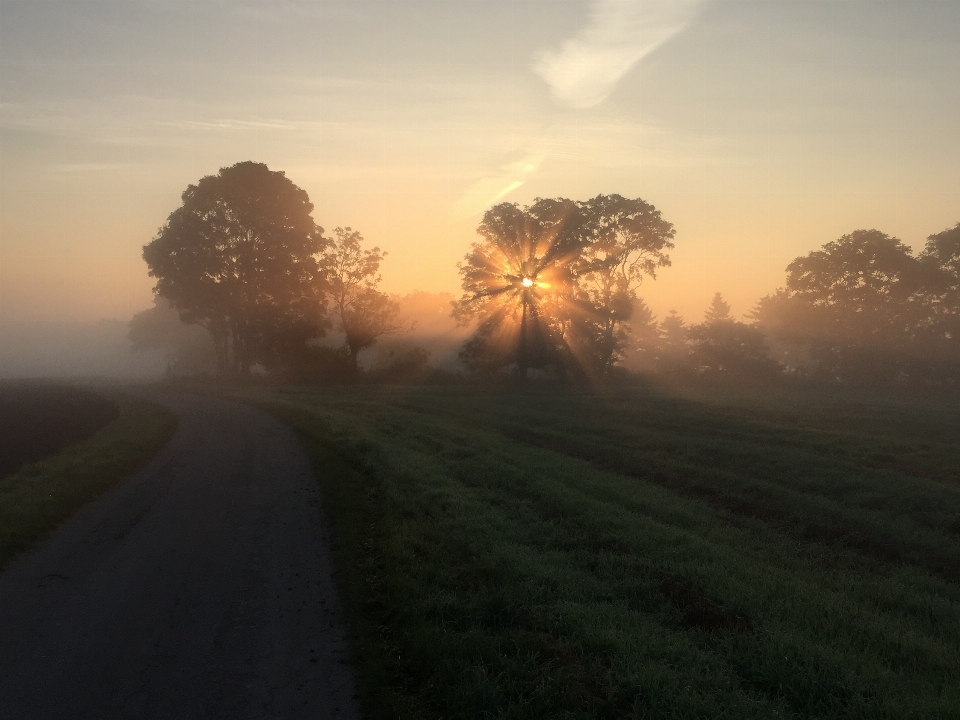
xmin=242 ymin=383 xmax=960 ymax=720
xmin=0 ymin=392 xmax=177 ymax=569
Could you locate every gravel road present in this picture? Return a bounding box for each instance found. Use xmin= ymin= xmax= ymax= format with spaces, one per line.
xmin=0 ymin=393 xmax=359 ymax=720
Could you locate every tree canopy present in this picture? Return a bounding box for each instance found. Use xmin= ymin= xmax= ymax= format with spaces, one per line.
xmin=755 ymin=226 xmax=960 ymax=382
xmin=142 ymin=161 xmax=326 ymax=376
xmin=454 ymin=194 xmax=674 ymax=378
xmin=320 ymin=227 xmax=406 ymax=374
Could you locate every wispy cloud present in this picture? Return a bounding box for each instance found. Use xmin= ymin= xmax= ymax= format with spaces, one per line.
xmin=450 ymin=150 xmax=547 ymax=219
xmin=534 ymin=0 xmax=705 ymax=109
xmin=156 ymin=118 xmax=301 ymax=131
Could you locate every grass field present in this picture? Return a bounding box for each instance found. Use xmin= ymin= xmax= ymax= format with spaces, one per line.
xmin=0 ymin=387 xmax=177 ymax=569
xmin=243 ymin=381 xmax=960 ymax=720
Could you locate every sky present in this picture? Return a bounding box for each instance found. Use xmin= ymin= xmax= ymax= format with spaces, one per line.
xmin=1 ymin=0 xmax=958 ymax=325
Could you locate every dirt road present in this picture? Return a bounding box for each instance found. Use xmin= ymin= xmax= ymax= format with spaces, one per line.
xmin=0 ymin=393 xmax=358 ymax=719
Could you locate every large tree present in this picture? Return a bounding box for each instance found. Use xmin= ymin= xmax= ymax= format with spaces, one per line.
xmin=453 ymin=199 xmax=586 ymax=377
xmin=453 ymin=195 xmax=673 ymax=379
xmin=915 ymin=223 xmax=960 ymax=377
xmin=142 ymin=162 xmax=326 ymax=377
xmin=755 ymin=229 xmax=926 ymax=382
xmin=573 ymin=194 xmax=674 ymax=373
xmin=320 ymin=227 xmax=406 ymax=374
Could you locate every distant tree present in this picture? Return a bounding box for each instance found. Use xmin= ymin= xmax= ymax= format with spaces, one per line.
xmin=658 ymin=310 xmax=690 ymax=369
xmin=915 ymin=222 xmax=960 ymax=378
xmin=753 ymin=227 xmax=960 ymax=382
xmin=688 ymin=295 xmax=779 ymax=377
xmin=625 ymin=298 xmax=661 ymax=372
xmin=573 ymin=195 xmax=674 ymax=374
xmin=320 ymin=227 xmax=406 ymax=375
xmin=703 ymin=292 xmax=732 ymax=324
xmin=128 ymin=298 xmax=216 ymax=376
xmin=921 ymin=222 xmax=960 ymax=282
xmin=757 ymin=229 xmax=921 ymax=382
xmin=142 ymin=161 xmax=326 ymax=377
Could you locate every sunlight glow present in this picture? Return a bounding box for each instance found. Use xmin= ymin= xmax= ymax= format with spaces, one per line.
xmin=521 ymin=277 xmax=534 ymax=287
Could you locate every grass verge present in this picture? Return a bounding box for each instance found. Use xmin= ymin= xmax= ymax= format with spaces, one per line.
xmin=248 ymin=384 xmax=960 ymax=720
xmin=0 ymin=392 xmax=177 ymax=569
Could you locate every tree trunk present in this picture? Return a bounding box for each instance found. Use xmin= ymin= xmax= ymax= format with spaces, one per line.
xmin=518 ymin=300 xmax=529 ymax=380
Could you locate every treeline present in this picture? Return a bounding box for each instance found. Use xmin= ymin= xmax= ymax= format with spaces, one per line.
xmin=623 ymin=226 xmax=960 ymax=385
xmin=137 ymin=161 xmax=959 ymax=386
xmin=453 ymin=198 xmax=960 ymax=385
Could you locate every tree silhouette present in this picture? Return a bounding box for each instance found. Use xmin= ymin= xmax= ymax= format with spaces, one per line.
xmin=703 ymin=292 xmax=732 ymax=324
xmin=320 ymin=227 xmax=406 ymax=374
xmin=754 ymin=230 xmax=957 ymax=382
xmin=453 ymin=199 xmax=585 ymax=378
xmin=454 ymin=195 xmax=673 ymax=379
xmin=142 ymin=162 xmax=325 ymax=377
xmin=916 ymin=223 xmax=960 ymax=377
xmin=625 ymin=298 xmax=661 ymax=372
xmin=657 ymin=310 xmax=690 ymax=370
xmin=573 ymin=195 xmax=674 ymax=373
xmin=128 ymin=298 xmax=216 ymax=376
xmin=689 ymin=295 xmax=777 ymax=377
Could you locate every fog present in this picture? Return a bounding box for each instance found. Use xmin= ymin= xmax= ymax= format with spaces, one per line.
xmin=0 ymin=319 xmax=166 ymax=381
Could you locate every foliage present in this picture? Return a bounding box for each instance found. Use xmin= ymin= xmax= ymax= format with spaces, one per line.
xmin=454 ymin=195 xmax=674 ymax=379
xmin=246 ymin=384 xmax=960 ymax=720
xmin=688 ymin=294 xmax=780 ymax=378
xmin=573 ymin=195 xmax=675 ymax=373
xmin=453 ymin=199 xmax=584 ymax=376
xmin=655 ymin=310 xmax=691 ymax=370
xmin=320 ymin=227 xmax=407 ymax=374
xmin=623 ymin=298 xmax=661 ymax=372
xmin=142 ymin=161 xmax=326 ymax=377
xmin=366 ymin=344 xmax=433 ymax=384
xmin=702 ymin=292 xmax=732 ymax=324
xmin=755 ymin=226 xmax=960 ymax=383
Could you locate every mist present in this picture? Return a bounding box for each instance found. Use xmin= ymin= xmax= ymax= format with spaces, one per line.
xmin=0 ymin=319 xmax=166 ymax=381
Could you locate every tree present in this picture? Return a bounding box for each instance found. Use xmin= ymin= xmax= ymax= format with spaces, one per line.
xmin=688 ymin=294 xmax=779 ymax=377
xmin=453 ymin=195 xmax=674 ymax=379
xmin=915 ymin=223 xmax=960 ymax=378
xmin=921 ymin=222 xmax=960 ymax=282
xmin=696 ymin=225 xmax=960 ymax=385
xmin=453 ymin=199 xmax=585 ymax=378
xmin=573 ymin=195 xmax=675 ymax=373
xmin=320 ymin=227 xmax=406 ymax=374
xmin=142 ymin=161 xmax=326 ymax=377
xmin=657 ymin=310 xmax=689 ymax=369
xmin=623 ymin=298 xmax=661 ymax=372
xmin=703 ymin=292 xmax=732 ymax=323
xmin=784 ymin=230 xmax=919 ymax=380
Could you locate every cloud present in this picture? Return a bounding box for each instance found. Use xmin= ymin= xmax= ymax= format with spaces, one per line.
xmin=534 ymin=0 xmax=705 ymax=109
xmin=450 ymin=151 xmax=547 ymax=219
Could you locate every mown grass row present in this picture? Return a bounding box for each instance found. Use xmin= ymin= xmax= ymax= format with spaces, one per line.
xmin=253 ymin=384 xmax=960 ymax=719
xmin=0 ymin=393 xmax=177 ymax=569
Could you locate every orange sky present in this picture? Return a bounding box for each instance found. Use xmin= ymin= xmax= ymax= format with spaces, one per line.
xmin=2 ymin=0 xmax=958 ymax=326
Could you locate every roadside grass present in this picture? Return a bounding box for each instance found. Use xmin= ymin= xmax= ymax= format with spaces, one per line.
xmin=0 ymin=392 xmax=177 ymax=569
xmin=246 ymin=383 xmax=960 ymax=719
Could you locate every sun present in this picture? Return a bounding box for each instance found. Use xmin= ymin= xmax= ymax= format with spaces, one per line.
xmin=521 ymin=277 xmax=534 ymax=288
